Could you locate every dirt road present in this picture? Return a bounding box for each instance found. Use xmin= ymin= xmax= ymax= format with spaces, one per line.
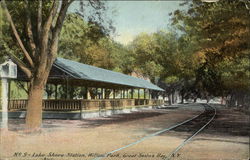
xmin=0 ymin=103 xmax=249 ymax=160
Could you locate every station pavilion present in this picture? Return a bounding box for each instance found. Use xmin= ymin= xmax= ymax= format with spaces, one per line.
xmin=8 ymin=57 xmax=164 ymax=112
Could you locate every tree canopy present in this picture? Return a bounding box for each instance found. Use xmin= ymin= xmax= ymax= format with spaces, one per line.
xmin=0 ymin=0 xmax=114 ymax=130
xmin=127 ymin=0 xmax=250 ymax=105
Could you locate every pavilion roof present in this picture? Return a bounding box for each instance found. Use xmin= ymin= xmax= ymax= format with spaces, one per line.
xmin=53 ymin=58 xmax=164 ymax=91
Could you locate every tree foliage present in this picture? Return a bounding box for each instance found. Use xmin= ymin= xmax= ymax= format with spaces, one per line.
xmin=0 ymin=0 xmax=113 ymax=130
xmin=172 ymin=0 xmax=250 ymax=97
xmin=128 ymin=0 xmax=250 ymax=106
xmin=58 ymin=13 xmax=131 ymax=71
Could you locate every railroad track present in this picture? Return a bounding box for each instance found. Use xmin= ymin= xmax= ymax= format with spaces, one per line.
xmin=164 ymin=103 xmax=216 ymax=160
xmin=92 ymin=103 xmax=216 ymax=160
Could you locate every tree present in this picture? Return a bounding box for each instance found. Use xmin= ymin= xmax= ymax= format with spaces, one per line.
xmin=58 ymin=13 xmax=133 ymax=73
xmin=1 ymin=0 xmax=110 ymax=130
xmin=130 ymin=33 xmax=164 ymax=81
xmin=129 ymin=31 xmax=199 ymax=103
xmin=171 ymin=0 xmax=250 ymax=105
xmin=58 ymin=13 xmax=106 ymax=64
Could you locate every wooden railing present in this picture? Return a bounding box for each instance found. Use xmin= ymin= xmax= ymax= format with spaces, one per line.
xmin=7 ymin=99 xmax=83 ymax=111
xmin=135 ymin=99 xmax=164 ymax=106
xmin=8 ymin=99 xmax=164 ymax=111
xmin=83 ymin=99 xmax=135 ymax=110
xmin=43 ymin=100 xmax=82 ymax=111
xmin=149 ymin=99 xmax=164 ymax=106
xmin=8 ymin=99 xmax=27 ymax=110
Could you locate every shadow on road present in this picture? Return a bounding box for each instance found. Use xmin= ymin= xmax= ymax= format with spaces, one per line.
xmin=159 ymin=104 xmax=249 ymax=138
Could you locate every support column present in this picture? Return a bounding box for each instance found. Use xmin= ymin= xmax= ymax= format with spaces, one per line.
xmin=55 ymin=84 xmax=58 ymax=99
xmin=149 ymin=90 xmax=151 ymax=99
xmin=138 ymin=89 xmax=140 ymax=99
xmin=87 ymin=87 xmax=91 ymax=99
xmin=1 ymin=78 xmax=9 ymax=130
xmin=131 ymin=89 xmax=134 ymax=99
xmin=144 ymin=89 xmax=146 ymax=99
xmin=108 ymin=89 xmax=110 ymax=99
xmin=113 ymin=89 xmax=115 ymax=99
xmin=95 ymin=88 xmax=97 ymax=99
xmin=66 ymin=78 xmax=69 ymax=99
xmin=105 ymin=89 xmax=108 ymax=99
xmin=101 ymin=88 xmax=104 ymax=99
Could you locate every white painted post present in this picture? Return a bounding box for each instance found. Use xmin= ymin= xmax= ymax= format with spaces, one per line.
xmin=0 ymin=59 xmax=17 ymax=130
xmin=1 ymin=78 xmax=9 ymax=129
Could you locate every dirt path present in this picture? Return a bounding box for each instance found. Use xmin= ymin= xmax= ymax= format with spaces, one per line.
xmin=0 ymin=103 xmax=249 ymax=160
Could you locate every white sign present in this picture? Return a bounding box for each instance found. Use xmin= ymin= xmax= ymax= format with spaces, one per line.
xmin=0 ymin=59 xmax=17 ymax=79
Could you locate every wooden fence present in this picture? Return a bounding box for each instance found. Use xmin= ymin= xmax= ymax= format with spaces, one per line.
xmin=8 ymin=99 xmax=164 ymax=111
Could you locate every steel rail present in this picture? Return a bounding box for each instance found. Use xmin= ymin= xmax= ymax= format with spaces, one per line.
xmin=92 ymin=104 xmax=206 ymax=160
xmin=165 ymin=104 xmax=217 ymax=160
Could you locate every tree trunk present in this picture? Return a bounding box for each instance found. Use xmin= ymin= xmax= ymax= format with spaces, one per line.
xmin=168 ymin=94 xmax=172 ymax=105
xmin=25 ymin=77 xmax=46 ymax=130
xmin=194 ymin=98 xmax=197 ymax=103
xmin=221 ymin=96 xmax=224 ymax=105
xmin=172 ymin=92 xmax=175 ymax=104
xmin=206 ymin=97 xmax=210 ymax=103
xmin=25 ymin=61 xmax=52 ymax=130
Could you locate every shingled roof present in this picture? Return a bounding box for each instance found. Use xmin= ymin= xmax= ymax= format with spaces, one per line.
xmin=53 ymin=58 xmax=164 ymax=91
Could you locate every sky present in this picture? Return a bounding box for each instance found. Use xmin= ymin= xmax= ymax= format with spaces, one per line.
xmin=69 ymin=1 xmax=185 ymax=45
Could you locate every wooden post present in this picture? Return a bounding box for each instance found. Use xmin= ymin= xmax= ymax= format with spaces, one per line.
xmin=107 ymin=89 xmax=110 ymax=99
xmin=101 ymin=88 xmax=104 ymax=99
xmin=113 ymin=89 xmax=115 ymax=99
xmin=66 ymin=78 xmax=69 ymax=99
xmin=105 ymin=89 xmax=107 ymax=99
xmin=108 ymin=89 xmax=111 ymax=99
xmin=123 ymin=89 xmax=125 ymax=99
xmin=55 ymin=84 xmax=58 ymax=99
xmin=148 ymin=90 xmax=152 ymax=99
xmin=131 ymin=89 xmax=134 ymax=99
xmin=86 ymin=87 xmax=91 ymax=99
xmin=96 ymin=87 xmax=98 ymax=99
xmin=138 ymin=89 xmax=140 ymax=99
xmin=144 ymin=89 xmax=146 ymax=99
